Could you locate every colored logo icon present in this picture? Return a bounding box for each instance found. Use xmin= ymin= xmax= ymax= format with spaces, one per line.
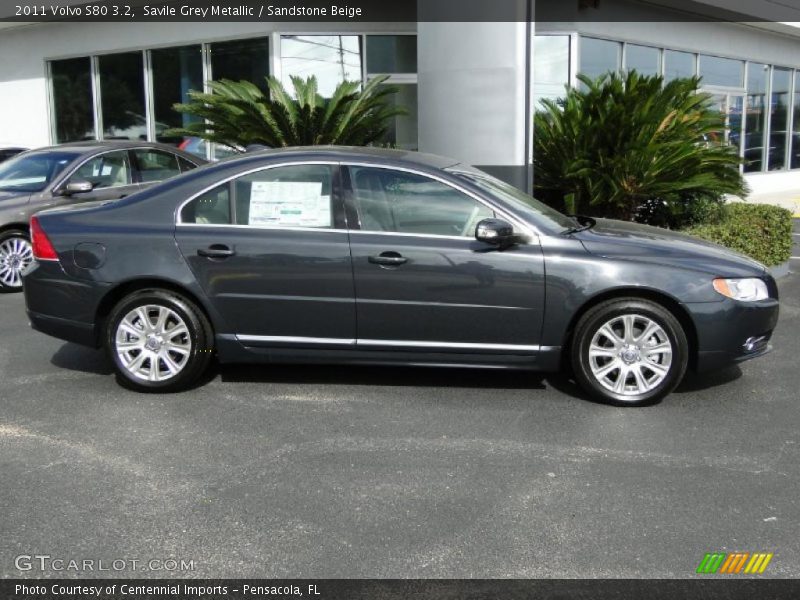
xmin=696 ymin=552 xmax=773 ymax=574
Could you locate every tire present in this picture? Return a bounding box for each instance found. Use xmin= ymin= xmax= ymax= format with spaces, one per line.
xmin=105 ymin=289 xmax=214 ymax=393
xmin=0 ymin=229 xmax=33 ymax=293
xmin=570 ymin=298 xmax=689 ymax=406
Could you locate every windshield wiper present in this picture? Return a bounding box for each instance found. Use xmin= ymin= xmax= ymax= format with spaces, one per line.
xmin=561 ymin=215 xmax=597 ymax=235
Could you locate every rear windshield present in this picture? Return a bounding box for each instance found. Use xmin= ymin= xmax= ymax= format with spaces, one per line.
xmin=0 ymin=151 xmax=77 ymax=193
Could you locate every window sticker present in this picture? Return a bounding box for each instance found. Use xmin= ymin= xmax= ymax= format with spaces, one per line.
xmin=248 ymin=181 xmax=330 ymax=227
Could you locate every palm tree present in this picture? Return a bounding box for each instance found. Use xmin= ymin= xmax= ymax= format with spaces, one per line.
xmin=165 ymin=75 xmax=406 ymax=150
xmin=533 ymin=71 xmax=747 ymax=225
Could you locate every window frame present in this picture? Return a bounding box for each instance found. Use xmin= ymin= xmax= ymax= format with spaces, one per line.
xmin=175 ymin=161 xmax=346 ymax=231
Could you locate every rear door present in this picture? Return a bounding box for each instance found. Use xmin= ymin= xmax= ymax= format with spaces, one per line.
xmin=174 ymin=162 xmax=356 ymax=345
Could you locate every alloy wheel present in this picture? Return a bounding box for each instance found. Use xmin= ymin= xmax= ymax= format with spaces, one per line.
xmin=0 ymin=236 xmax=33 ymax=289
xmin=588 ymin=314 xmax=673 ymax=396
xmin=115 ymin=304 xmax=192 ymax=382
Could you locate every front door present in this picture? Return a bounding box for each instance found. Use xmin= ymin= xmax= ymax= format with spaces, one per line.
xmin=344 ymin=165 xmax=545 ymax=353
xmin=175 ymin=163 xmax=356 ymax=345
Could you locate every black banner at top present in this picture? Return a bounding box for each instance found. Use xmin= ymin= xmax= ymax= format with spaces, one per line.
xmin=1 ymin=0 xmax=799 ymax=23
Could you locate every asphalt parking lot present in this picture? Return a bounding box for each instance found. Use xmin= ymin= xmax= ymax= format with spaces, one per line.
xmin=1 ymin=265 xmax=798 ymax=579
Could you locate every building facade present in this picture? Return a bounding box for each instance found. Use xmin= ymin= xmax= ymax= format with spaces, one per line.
xmin=2 ymin=0 xmax=800 ymax=195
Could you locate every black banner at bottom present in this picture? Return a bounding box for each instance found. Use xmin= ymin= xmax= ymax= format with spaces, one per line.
xmin=2 ymin=579 xmax=800 ymax=600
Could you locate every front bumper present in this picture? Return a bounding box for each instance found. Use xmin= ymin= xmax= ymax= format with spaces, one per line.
xmin=689 ymin=296 xmax=780 ymax=372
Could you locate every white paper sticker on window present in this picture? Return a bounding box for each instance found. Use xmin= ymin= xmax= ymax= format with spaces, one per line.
xmin=248 ymin=181 xmax=330 ymax=227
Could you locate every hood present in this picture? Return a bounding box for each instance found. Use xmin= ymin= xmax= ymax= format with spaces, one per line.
xmin=572 ymin=218 xmax=767 ymax=277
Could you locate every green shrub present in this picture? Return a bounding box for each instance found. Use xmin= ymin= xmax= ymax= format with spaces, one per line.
xmin=533 ymin=71 xmax=747 ymax=224
xmin=166 ymin=75 xmax=405 ymax=150
xmin=686 ymin=203 xmax=793 ymax=267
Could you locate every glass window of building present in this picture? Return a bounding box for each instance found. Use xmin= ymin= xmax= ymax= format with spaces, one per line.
xmin=366 ymin=35 xmax=416 ymax=74
xmin=699 ymin=55 xmax=744 ymax=88
xmin=376 ymin=82 xmax=418 ymax=150
xmin=533 ymin=35 xmax=570 ymax=111
xmin=792 ymin=71 xmax=800 ymax=169
xmin=150 ymin=45 xmax=204 ymax=149
xmin=210 ymin=38 xmax=270 ymax=93
xmin=579 ymin=37 xmax=621 ymax=80
xmin=769 ymin=67 xmax=791 ymax=171
xmin=625 ymin=44 xmax=660 ymax=76
xmin=745 ymin=62 xmax=769 ymax=172
xmin=664 ymin=50 xmax=696 ymax=82
xmin=98 ymin=52 xmax=146 ymax=141
xmin=281 ymin=35 xmax=363 ymax=97
xmin=50 ymin=57 xmax=95 ymax=143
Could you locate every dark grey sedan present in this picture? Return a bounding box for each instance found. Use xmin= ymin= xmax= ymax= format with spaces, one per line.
xmin=0 ymin=141 xmax=204 ymax=291
xmin=22 ymin=147 xmax=779 ymax=406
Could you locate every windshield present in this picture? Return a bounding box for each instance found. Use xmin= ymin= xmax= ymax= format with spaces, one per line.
xmin=0 ymin=151 xmax=77 ymax=193
xmin=451 ymin=168 xmax=576 ymax=232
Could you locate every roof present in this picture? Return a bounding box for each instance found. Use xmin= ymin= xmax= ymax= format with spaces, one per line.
xmin=218 ymin=145 xmax=462 ymax=170
xmin=31 ymin=140 xmax=179 ymax=153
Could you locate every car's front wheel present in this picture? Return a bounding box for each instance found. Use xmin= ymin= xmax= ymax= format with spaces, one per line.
xmin=571 ymin=298 xmax=689 ymax=406
xmin=106 ymin=289 xmax=214 ymax=392
xmin=0 ymin=229 xmax=33 ymax=293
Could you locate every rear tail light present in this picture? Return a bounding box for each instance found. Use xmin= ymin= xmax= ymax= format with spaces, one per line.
xmin=30 ymin=216 xmax=59 ymax=261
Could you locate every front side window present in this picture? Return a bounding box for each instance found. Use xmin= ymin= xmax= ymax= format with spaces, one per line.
xmin=134 ymin=149 xmax=181 ymax=183
xmin=349 ymin=167 xmax=494 ymax=237
xmin=69 ymin=151 xmax=132 ymax=189
xmin=0 ymin=151 xmax=76 ymax=193
xmin=234 ymin=164 xmax=334 ymax=228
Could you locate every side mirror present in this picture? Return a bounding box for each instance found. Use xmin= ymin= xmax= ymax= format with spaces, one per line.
xmin=63 ymin=180 xmax=94 ymax=195
xmin=475 ymin=218 xmax=516 ymax=249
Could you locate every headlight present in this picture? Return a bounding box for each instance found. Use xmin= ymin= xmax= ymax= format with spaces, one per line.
xmin=713 ymin=278 xmax=769 ymax=301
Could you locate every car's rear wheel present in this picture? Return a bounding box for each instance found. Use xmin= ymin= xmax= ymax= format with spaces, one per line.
xmin=0 ymin=229 xmax=33 ymax=293
xmin=571 ymin=298 xmax=689 ymax=406
xmin=106 ymin=289 xmax=213 ymax=392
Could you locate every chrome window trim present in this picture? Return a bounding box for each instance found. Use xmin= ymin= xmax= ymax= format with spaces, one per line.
xmin=175 ymin=159 xmax=539 ymax=242
xmin=235 ymin=334 xmax=539 ymax=352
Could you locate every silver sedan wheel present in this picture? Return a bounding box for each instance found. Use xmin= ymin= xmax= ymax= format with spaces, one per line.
xmin=588 ymin=314 xmax=673 ymax=397
xmin=0 ymin=236 xmax=33 ymax=289
xmin=115 ymin=305 xmax=192 ymax=382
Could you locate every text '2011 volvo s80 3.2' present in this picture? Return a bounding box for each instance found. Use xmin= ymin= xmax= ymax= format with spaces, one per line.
xmin=22 ymin=147 xmax=779 ymax=406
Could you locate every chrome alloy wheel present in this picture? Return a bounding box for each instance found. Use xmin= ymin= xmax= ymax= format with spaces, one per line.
xmin=588 ymin=314 xmax=673 ymax=396
xmin=0 ymin=236 xmax=33 ymax=289
xmin=115 ymin=305 xmax=192 ymax=382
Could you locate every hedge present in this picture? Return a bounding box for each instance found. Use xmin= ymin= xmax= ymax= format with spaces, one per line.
xmin=686 ymin=203 xmax=793 ymax=267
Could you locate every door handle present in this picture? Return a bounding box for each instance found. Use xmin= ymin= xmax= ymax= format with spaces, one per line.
xmin=368 ymin=251 xmax=407 ymax=266
xmin=197 ymin=245 xmax=236 ymax=259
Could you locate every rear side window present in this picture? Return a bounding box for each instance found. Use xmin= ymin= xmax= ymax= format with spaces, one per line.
xmin=178 ymin=156 xmax=198 ymax=173
xmin=180 ymin=184 xmax=231 ymax=225
xmin=134 ymin=149 xmax=181 ymax=183
xmin=233 ymin=164 xmax=334 ymax=228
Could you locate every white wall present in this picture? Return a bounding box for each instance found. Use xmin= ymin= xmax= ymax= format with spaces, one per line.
xmin=0 ymin=21 xmax=413 ymax=148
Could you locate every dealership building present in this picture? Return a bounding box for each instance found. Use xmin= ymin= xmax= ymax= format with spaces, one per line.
xmin=2 ymin=0 xmax=800 ymax=195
